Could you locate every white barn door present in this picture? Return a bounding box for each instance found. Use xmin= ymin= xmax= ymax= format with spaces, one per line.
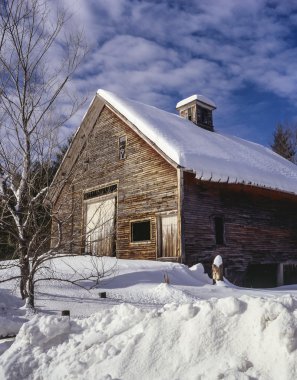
xmin=85 ymin=196 xmax=116 ymax=256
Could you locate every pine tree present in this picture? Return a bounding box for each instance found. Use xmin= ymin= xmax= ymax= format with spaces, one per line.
xmin=0 ymin=140 xmax=71 ymax=261
xmin=271 ymin=124 xmax=296 ymax=163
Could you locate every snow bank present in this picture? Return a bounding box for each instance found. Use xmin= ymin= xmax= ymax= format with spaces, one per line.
xmin=139 ymin=283 xmax=197 ymax=304
xmin=0 ymin=317 xmax=22 ymax=339
xmin=188 ymin=262 xmax=212 ymax=284
xmin=99 ymin=258 xmax=211 ymax=290
xmin=0 ymin=290 xmax=24 ymax=338
xmin=99 ymin=259 xmax=211 ymax=304
xmin=1 ymin=295 xmax=297 ymax=380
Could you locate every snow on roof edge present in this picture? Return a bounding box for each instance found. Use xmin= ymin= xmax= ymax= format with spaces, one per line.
xmin=97 ymin=89 xmax=297 ymax=196
xmin=176 ymin=94 xmax=216 ymax=109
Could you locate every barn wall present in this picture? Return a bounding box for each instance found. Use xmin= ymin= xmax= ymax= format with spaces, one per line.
xmin=183 ymin=172 xmax=297 ymax=285
xmin=52 ymin=105 xmax=178 ymax=260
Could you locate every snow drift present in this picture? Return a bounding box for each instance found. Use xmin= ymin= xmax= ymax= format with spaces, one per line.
xmin=0 ymin=290 xmax=25 ymax=338
xmin=1 ymin=293 xmax=297 ymax=380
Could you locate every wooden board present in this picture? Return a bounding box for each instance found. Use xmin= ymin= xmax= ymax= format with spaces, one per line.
xmin=51 ymin=106 xmax=179 ymax=260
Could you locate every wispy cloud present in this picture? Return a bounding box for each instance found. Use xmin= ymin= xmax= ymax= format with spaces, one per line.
xmin=57 ymin=0 xmax=297 ymax=144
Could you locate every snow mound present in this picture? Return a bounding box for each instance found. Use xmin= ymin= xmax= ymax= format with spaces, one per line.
xmin=0 ymin=317 xmax=22 ymax=339
xmin=216 ymin=280 xmax=227 ymax=287
xmin=1 ymin=295 xmax=297 ymax=379
xmin=107 ymin=283 xmax=198 ymax=305
xmin=145 ymin=283 xmax=198 ymax=304
xmin=188 ymin=263 xmax=212 ymax=284
xmin=0 ymin=290 xmax=25 ymax=338
xmin=19 ymin=315 xmax=72 ymax=347
xmin=213 ymin=255 xmax=223 ymax=267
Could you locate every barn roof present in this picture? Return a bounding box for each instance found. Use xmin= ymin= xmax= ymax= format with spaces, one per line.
xmin=98 ymin=89 xmax=297 ymax=195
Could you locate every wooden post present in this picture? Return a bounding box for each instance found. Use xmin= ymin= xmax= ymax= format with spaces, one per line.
xmin=212 ymin=255 xmax=223 ymax=284
xmin=177 ymin=167 xmax=185 ymax=263
xmin=164 ymin=272 xmax=170 ymax=284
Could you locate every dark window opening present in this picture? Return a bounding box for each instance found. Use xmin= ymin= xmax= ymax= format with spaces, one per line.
xmin=187 ymin=107 xmax=192 ymax=121
xmin=214 ymin=217 xmax=224 ymax=245
xmin=201 ymin=108 xmax=207 ymax=124
xmin=283 ymin=264 xmax=297 ymax=285
xmin=198 ymin=107 xmax=212 ymax=126
xmin=84 ymin=184 xmax=117 ymax=200
xmin=119 ymin=136 xmax=126 ymax=160
xmin=245 ymin=264 xmax=278 ymax=288
xmin=131 ymin=220 xmax=151 ymax=242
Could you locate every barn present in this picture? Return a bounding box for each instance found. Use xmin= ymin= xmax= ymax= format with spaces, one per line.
xmin=50 ymin=89 xmax=297 ymax=287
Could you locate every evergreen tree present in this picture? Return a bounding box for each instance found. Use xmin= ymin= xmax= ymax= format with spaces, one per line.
xmin=271 ymin=124 xmax=296 ymax=163
xmin=0 ymin=140 xmax=71 ymax=261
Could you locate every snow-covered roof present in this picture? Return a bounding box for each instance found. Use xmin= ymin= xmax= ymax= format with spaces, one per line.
xmin=176 ymin=94 xmax=216 ymax=109
xmin=97 ymin=89 xmax=297 ymax=195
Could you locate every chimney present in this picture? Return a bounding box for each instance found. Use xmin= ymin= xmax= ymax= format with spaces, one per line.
xmin=176 ymin=94 xmax=216 ymax=132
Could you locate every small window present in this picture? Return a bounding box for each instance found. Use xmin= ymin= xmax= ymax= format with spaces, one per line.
xmin=119 ymin=136 xmax=126 ymax=160
xmin=200 ymin=108 xmax=207 ymax=124
xmin=131 ymin=220 xmax=151 ymax=242
xmin=198 ymin=107 xmax=211 ymax=126
xmin=187 ymin=107 xmax=192 ymax=121
xmin=214 ymin=216 xmax=224 ymax=245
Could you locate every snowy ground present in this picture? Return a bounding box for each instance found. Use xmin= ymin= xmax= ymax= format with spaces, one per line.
xmin=1 ymin=257 xmax=297 ymax=379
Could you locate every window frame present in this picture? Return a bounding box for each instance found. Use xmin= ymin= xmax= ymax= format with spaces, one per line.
xmin=130 ymin=219 xmax=152 ymax=244
xmin=187 ymin=107 xmax=192 ymax=121
xmin=84 ymin=184 xmax=117 ymax=200
xmin=83 ymin=192 xmax=117 ymax=256
xmin=82 ymin=182 xmax=118 ymax=255
xmin=119 ymin=135 xmax=127 ymax=160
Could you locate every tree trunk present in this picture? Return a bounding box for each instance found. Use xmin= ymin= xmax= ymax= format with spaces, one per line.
xmin=27 ymin=277 xmax=34 ymax=309
xmin=19 ymin=243 xmax=29 ymax=299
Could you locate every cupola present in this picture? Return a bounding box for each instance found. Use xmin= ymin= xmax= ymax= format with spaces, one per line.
xmin=176 ymin=94 xmax=216 ymax=132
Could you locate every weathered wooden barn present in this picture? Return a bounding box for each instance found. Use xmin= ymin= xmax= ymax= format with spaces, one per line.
xmin=50 ymin=89 xmax=297 ymax=287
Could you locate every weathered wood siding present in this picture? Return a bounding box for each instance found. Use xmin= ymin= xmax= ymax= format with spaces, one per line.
xmin=52 ymin=105 xmax=178 ymax=260
xmin=183 ymin=172 xmax=297 ymax=284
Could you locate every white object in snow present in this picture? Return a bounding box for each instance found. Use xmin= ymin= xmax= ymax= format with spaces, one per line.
xmin=213 ymin=255 xmax=223 ymax=267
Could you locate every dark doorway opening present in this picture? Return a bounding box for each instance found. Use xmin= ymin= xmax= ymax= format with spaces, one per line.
xmin=283 ymin=264 xmax=297 ymax=285
xmin=245 ymin=264 xmax=278 ymax=288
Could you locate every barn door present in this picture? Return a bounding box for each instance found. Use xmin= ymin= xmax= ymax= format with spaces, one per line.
xmin=85 ymin=196 xmax=116 ymax=256
xmin=283 ymin=263 xmax=297 ymax=285
xmin=160 ymin=214 xmax=178 ymax=257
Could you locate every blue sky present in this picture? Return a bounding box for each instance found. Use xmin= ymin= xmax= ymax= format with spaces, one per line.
xmin=61 ymin=0 xmax=297 ymax=147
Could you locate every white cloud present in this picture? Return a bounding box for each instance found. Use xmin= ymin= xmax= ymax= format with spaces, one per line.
xmin=56 ymin=0 xmax=297 ymax=143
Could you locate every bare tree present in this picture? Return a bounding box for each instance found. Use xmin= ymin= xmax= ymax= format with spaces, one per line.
xmin=0 ymin=0 xmax=93 ymax=308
